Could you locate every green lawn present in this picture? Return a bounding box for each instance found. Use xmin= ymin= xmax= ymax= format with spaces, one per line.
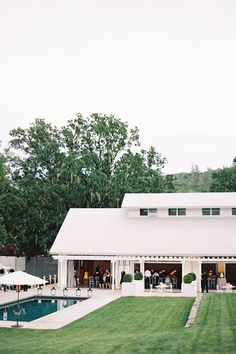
xmin=0 ymin=294 xmax=236 ymax=353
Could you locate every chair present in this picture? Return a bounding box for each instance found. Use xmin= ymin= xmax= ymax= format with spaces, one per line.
xmin=172 ymin=277 xmax=177 ymax=289
xmin=211 ymin=277 xmax=216 ymax=289
xmin=95 ymin=276 xmax=100 ymax=287
xmin=89 ymin=276 xmax=94 ymax=288
xmin=165 ymin=283 xmax=173 ymax=293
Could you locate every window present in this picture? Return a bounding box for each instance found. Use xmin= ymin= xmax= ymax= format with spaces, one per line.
xmin=202 ymin=208 xmax=220 ymax=216
xmin=178 ymin=208 xmax=186 ymax=216
xmin=212 ymin=208 xmax=220 ymax=215
xmin=202 ymin=208 xmax=210 ymax=215
xmin=168 ymin=208 xmax=177 ymax=216
xmin=148 ymin=208 xmax=157 ymax=216
xmin=232 ymin=208 xmax=236 ymax=215
xmin=168 ymin=208 xmax=186 ymax=216
xmin=149 ymin=208 xmax=157 ymax=213
xmin=139 ymin=208 xmax=157 ymax=216
xmin=140 ymin=208 xmax=148 ymax=216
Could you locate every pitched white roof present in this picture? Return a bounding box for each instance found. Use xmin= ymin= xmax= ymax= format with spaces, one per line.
xmin=122 ymin=192 xmax=236 ymax=208
xmin=50 ymin=208 xmax=236 ymax=257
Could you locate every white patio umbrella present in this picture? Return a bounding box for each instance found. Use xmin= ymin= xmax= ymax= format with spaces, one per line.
xmin=0 ymin=271 xmax=46 ymax=286
xmin=0 ymin=271 xmax=46 ymax=328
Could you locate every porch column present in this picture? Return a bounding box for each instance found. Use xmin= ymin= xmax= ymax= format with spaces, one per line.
xmin=139 ymin=260 xmax=145 ymax=291
xmin=67 ymin=260 xmax=75 ymax=287
xmin=181 ymin=259 xmax=185 ymax=285
xmin=197 ymin=259 xmax=202 ymax=292
xmin=140 ymin=260 xmax=145 ymax=275
xmin=130 ymin=261 xmax=135 ymax=276
xmin=115 ymin=260 xmax=119 ymax=290
xmin=58 ymin=259 xmax=68 ymax=289
xmin=111 ymin=261 xmax=115 ymax=290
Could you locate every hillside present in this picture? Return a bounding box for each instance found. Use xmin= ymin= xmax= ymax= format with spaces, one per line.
xmin=173 ymin=169 xmax=213 ymax=192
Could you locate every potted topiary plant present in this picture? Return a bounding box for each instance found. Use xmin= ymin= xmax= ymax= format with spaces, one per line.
xmin=188 ymin=273 xmax=196 ymax=281
xmin=183 ymin=273 xmax=194 ymax=284
xmin=122 ymin=273 xmax=134 ymax=296
xmin=134 ymin=272 xmax=144 ymax=294
xmin=181 ymin=273 xmax=197 ymax=297
xmin=123 ymin=274 xmax=133 ymax=282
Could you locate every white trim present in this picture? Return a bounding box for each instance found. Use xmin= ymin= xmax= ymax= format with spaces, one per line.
xmin=52 ymin=255 xmax=236 ymax=263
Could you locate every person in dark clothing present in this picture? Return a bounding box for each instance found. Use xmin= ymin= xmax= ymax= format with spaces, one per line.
xmin=201 ymin=271 xmax=209 ymax=293
xmin=120 ymin=271 xmax=126 ymax=285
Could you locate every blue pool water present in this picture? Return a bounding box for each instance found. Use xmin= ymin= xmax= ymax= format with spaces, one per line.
xmin=0 ymin=296 xmax=86 ymax=322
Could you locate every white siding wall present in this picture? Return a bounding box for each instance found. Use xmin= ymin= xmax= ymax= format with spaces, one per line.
xmin=221 ymin=208 xmax=232 ymax=216
xmin=0 ymin=256 xmax=25 ymax=271
xmin=158 ymin=209 xmax=168 ymax=217
xmin=128 ymin=209 xmax=140 ymax=217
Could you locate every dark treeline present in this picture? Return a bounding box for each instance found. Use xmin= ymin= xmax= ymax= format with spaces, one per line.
xmin=0 ymin=114 xmax=175 ymax=256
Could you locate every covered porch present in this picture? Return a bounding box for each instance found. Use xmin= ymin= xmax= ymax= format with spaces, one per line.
xmin=53 ymin=255 xmax=236 ymax=293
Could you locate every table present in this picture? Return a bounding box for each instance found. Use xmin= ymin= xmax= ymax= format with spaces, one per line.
xmin=154 ymin=283 xmax=172 ymax=293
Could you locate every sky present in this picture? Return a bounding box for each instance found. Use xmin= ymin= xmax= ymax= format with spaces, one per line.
xmin=0 ymin=0 xmax=236 ymax=174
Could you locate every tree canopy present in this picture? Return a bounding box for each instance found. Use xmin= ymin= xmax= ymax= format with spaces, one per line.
xmin=1 ymin=114 xmax=174 ymax=256
xmin=210 ymin=167 xmax=236 ymax=192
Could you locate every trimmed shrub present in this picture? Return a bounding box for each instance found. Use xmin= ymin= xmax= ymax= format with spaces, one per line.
xmin=134 ymin=272 xmax=143 ymax=280
xmin=183 ymin=273 xmax=194 ymax=284
xmin=188 ymin=272 xmax=196 ymax=281
xmin=123 ymin=273 xmax=133 ymax=283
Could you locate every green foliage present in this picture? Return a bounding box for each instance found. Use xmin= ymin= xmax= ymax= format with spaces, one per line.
xmin=183 ymin=273 xmax=194 ymax=284
xmin=123 ymin=273 xmax=133 ymax=282
xmin=174 ymin=163 xmax=236 ymax=193
xmin=1 ymin=114 xmax=170 ymax=256
xmin=174 ymin=166 xmax=212 ymax=192
xmin=134 ymin=272 xmax=143 ymax=280
xmin=0 ymin=154 xmax=9 ymax=248
xmin=210 ymin=167 xmax=236 ymax=192
xmin=188 ymin=272 xmax=197 ymax=281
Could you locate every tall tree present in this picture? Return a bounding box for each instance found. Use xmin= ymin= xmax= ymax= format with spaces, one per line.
xmin=4 ymin=114 xmax=171 ymax=255
xmin=61 ymin=113 xmax=141 ymax=207
xmin=210 ymin=167 xmax=236 ymax=192
xmin=0 ymin=154 xmax=9 ymax=247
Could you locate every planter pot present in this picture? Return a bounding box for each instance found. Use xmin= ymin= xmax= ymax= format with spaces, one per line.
xmin=134 ymin=280 xmax=144 ymax=294
xmin=122 ymin=282 xmax=135 ymax=296
xmin=192 ymin=280 xmax=197 ymax=292
xmin=181 ymin=282 xmax=197 ymax=297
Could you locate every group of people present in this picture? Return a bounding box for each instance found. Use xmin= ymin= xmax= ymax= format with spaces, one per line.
xmin=144 ymin=269 xmax=178 ymax=289
xmin=119 ymin=269 xmax=179 ymax=289
xmin=201 ymin=271 xmax=227 ymax=293
xmin=74 ymin=265 xmax=111 ymax=288
xmin=94 ymin=265 xmax=111 ymax=288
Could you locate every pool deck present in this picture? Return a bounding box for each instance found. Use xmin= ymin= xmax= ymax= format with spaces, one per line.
xmin=0 ymin=286 xmax=121 ymax=329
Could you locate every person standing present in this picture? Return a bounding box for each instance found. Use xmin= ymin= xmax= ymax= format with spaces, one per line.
xmin=201 ymin=271 xmax=209 ymax=293
xmin=120 ymin=271 xmax=126 ymax=286
xmin=104 ymin=269 xmax=111 ymax=288
xmin=152 ymin=271 xmax=159 ymax=287
xmin=144 ymin=269 xmax=151 ymax=289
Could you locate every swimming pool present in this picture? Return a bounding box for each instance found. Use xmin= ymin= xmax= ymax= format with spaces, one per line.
xmin=0 ymin=296 xmax=87 ymax=322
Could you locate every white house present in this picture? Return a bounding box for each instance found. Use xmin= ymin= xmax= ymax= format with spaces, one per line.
xmin=50 ymin=192 xmax=236 ymax=292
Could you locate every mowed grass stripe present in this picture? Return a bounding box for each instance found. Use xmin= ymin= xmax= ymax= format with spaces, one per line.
xmin=0 ymin=295 xmax=236 ymax=353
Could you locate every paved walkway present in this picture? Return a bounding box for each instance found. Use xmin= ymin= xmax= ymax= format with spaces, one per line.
xmin=0 ymin=286 xmax=121 ymax=329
